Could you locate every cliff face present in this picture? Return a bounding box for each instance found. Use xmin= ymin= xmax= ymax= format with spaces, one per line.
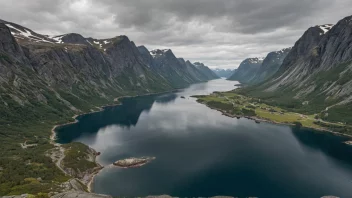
xmin=227 ymin=57 xmax=263 ymax=83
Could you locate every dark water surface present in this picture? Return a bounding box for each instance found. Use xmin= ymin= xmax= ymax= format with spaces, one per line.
xmin=56 ymin=79 xmax=352 ymax=198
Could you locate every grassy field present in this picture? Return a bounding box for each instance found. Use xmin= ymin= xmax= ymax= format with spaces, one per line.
xmin=193 ymin=91 xmax=351 ymax=135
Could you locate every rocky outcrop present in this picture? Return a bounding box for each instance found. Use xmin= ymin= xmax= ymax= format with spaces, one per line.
xmin=227 ymin=57 xmax=264 ymax=83
xmin=113 ymin=157 xmax=156 ymax=168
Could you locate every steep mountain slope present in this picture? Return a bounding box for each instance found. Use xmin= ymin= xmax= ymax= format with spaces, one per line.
xmin=212 ymin=68 xmax=235 ymax=78
xmin=227 ymin=57 xmax=264 ymax=83
xmin=193 ymin=62 xmax=219 ymax=79
xmin=239 ymin=15 xmax=352 ymax=124
xmin=250 ymin=47 xmax=291 ymax=84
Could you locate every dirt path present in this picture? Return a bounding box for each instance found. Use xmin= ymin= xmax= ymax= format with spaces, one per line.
xmin=56 ymin=145 xmax=67 ymax=175
xmin=20 ymin=140 xmax=38 ymax=149
xmin=48 ymin=143 xmax=68 ymax=175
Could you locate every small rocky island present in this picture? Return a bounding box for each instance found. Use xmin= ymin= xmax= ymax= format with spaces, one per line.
xmin=113 ymin=157 xmax=156 ymax=168
xmin=344 ymin=141 xmax=352 ymax=145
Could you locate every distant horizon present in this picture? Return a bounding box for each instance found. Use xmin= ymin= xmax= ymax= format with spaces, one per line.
xmin=1 ymin=0 xmax=351 ymax=69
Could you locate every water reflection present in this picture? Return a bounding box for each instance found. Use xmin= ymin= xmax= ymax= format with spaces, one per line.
xmin=291 ymin=127 xmax=352 ymax=165
xmin=56 ymin=93 xmax=178 ymax=143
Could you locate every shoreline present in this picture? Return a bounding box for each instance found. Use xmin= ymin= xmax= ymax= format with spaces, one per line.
xmin=86 ymin=165 xmax=104 ymax=193
xmin=49 ymin=89 xmax=179 ymax=193
xmin=198 ymin=101 xmax=352 ymax=139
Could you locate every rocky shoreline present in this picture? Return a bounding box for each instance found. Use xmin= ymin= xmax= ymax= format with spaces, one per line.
xmin=50 ymin=114 xmax=104 ymax=193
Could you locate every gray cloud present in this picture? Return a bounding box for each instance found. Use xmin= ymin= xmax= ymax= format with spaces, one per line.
xmin=0 ymin=0 xmax=351 ymax=69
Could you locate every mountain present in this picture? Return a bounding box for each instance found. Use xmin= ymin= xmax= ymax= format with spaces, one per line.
xmin=138 ymin=47 xmax=218 ymax=88
xmin=180 ymin=59 xmax=215 ymax=82
xmin=250 ymin=47 xmax=292 ymax=84
xmin=227 ymin=57 xmax=264 ymax=83
xmin=0 ymin=19 xmax=218 ymax=195
xmin=212 ymin=68 xmax=235 ymax=78
xmin=239 ymin=15 xmax=352 ymax=124
xmin=193 ymin=62 xmax=219 ymax=79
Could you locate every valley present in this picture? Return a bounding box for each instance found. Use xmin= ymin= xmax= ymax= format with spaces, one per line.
xmin=0 ymin=3 xmax=352 ymax=197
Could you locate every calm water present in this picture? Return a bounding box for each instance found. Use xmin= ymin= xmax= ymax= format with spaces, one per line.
xmin=56 ymin=79 xmax=352 ymax=198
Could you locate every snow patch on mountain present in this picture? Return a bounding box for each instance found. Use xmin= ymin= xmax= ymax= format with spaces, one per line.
xmin=318 ymin=24 xmax=334 ymax=34
xmin=6 ymin=23 xmax=52 ymax=43
xmin=150 ymin=49 xmax=170 ymax=57
xmin=248 ymin=57 xmax=265 ymax=64
xmin=50 ymin=35 xmax=64 ymax=44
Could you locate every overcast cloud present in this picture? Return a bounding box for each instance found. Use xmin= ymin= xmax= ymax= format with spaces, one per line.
xmin=1 ymin=0 xmax=351 ymax=69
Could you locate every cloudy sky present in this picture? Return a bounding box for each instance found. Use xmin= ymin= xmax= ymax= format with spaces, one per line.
xmin=1 ymin=0 xmax=351 ymax=69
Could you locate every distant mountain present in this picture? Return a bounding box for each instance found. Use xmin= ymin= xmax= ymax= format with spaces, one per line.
xmin=227 ymin=57 xmax=264 ymax=83
xmin=212 ymin=68 xmax=235 ymax=78
xmin=193 ymin=62 xmax=220 ymax=79
xmin=250 ymin=47 xmax=292 ymax=84
xmin=137 ymin=48 xmax=218 ymax=88
xmin=239 ymin=15 xmax=352 ymax=124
